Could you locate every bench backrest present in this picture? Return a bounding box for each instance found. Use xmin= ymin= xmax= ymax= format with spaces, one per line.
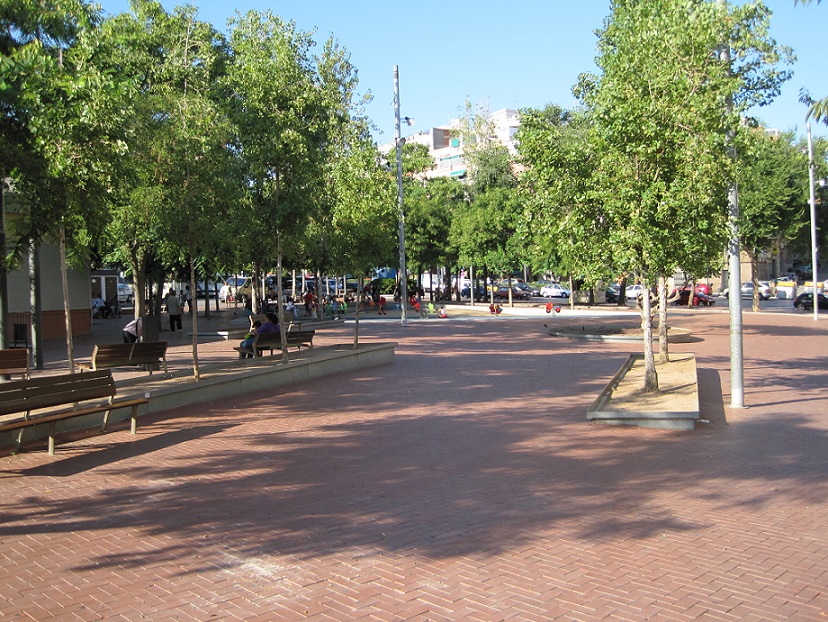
xmin=0 ymin=370 xmax=116 ymax=418
xmin=252 ymin=332 xmax=282 ymax=347
xmin=90 ymin=342 xmax=167 ymax=367
xmin=0 ymin=348 xmax=30 ymax=377
xmin=286 ymin=330 xmax=314 ymax=342
xmin=91 ymin=343 xmax=135 ymax=366
xmin=129 ymin=342 xmax=168 ymax=364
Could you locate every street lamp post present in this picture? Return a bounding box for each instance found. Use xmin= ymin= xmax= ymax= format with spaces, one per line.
xmin=807 ymin=122 xmax=819 ymax=321
xmin=394 ymin=65 xmax=408 ymax=327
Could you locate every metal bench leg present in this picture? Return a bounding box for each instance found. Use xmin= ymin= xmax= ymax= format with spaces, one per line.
xmin=48 ymin=422 xmax=56 ymax=455
xmin=130 ymin=404 xmax=139 ymax=435
xmin=14 ymin=428 xmax=24 ymax=455
xmin=102 ymin=408 xmax=112 ymax=433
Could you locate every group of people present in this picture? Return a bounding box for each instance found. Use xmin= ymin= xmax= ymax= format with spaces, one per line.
xmin=91 ymin=295 xmax=114 ymax=319
xmin=407 ymin=295 xmax=448 ymax=318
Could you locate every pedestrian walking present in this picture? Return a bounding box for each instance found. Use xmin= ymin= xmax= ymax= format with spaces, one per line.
xmin=165 ymin=289 xmax=182 ymax=332
xmin=184 ymin=285 xmax=193 ymax=314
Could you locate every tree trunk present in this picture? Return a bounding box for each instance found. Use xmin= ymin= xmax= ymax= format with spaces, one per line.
xmin=277 ymin=235 xmax=291 ymax=363
xmin=58 ymin=225 xmax=75 ymax=373
xmin=568 ymin=274 xmax=575 ymax=310
xmin=658 ymin=274 xmax=669 ymax=364
xmin=641 ymin=274 xmax=659 ymax=392
xmin=189 ymin=256 xmax=200 ymax=381
xmin=618 ymin=275 xmax=628 ymax=306
xmin=202 ymin=264 xmax=211 ymax=319
xmin=749 ymin=250 xmax=760 ymax=312
xmin=0 ymin=178 xmax=7 ymax=350
xmin=129 ymin=249 xmax=143 ymax=321
xmin=29 ymin=239 xmax=43 ymax=369
xmin=353 ymin=275 xmax=362 ymax=349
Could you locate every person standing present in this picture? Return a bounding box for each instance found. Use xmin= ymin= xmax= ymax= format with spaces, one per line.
xmin=184 ymin=285 xmax=193 ymax=314
xmin=165 ymin=289 xmax=182 ymax=332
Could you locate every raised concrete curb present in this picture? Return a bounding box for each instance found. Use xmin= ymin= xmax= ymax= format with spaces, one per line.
xmin=587 ymin=353 xmax=700 ymax=430
xmin=548 ymin=326 xmax=693 ymax=342
xmin=1 ymin=342 xmax=395 ymax=454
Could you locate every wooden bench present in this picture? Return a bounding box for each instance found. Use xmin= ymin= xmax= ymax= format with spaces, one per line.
xmin=78 ymin=342 xmax=168 ymax=375
xmin=0 ymin=370 xmax=150 ymax=455
xmin=0 ymin=348 xmax=30 ymax=379
xmin=234 ymin=330 xmax=315 ymax=358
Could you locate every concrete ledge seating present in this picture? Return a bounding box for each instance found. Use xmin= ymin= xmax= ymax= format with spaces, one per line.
xmin=0 ymin=370 xmax=149 ymax=455
xmin=78 ymin=342 xmax=168 ymax=375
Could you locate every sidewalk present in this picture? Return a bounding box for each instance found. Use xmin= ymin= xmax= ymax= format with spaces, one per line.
xmin=1 ymin=307 xmax=827 ymax=620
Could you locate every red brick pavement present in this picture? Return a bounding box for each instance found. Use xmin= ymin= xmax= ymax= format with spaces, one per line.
xmin=1 ymin=306 xmax=827 ymax=620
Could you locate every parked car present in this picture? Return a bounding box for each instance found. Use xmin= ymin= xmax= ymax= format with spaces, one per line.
xmin=195 ymin=281 xmax=220 ymax=298
xmin=605 ymin=286 xmax=619 ymax=303
xmin=622 ymin=284 xmax=646 ymax=300
xmin=514 ymin=282 xmax=540 ymax=297
xmin=494 ymin=284 xmax=531 ymax=300
xmin=460 ymin=284 xmax=488 ymax=301
xmin=117 ymin=282 xmax=133 ymax=304
xmin=724 ymin=281 xmax=771 ymax=300
xmin=540 ymin=283 xmax=571 ymax=298
xmin=671 ymin=288 xmax=716 ymax=307
xmin=793 ymin=292 xmax=828 ymax=311
xmin=672 ymin=282 xmax=712 ymax=296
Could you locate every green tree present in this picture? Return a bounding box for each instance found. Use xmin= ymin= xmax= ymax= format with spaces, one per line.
xmin=517 ymin=105 xmax=613 ymax=292
xmin=547 ymin=0 xmax=790 ymax=392
xmin=736 ymin=129 xmax=809 ymax=309
xmin=8 ymin=1 xmax=135 ymax=369
xmin=328 ymin=128 xmax=396 ymax=345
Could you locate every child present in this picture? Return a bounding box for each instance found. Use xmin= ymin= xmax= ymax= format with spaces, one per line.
xmin=378 ymin=295 xmax=387 ymax=315
xmin=438 ymin=306 xmax=448 ymax=318
xmin=238 ymin=320 xmax=262 ymax=358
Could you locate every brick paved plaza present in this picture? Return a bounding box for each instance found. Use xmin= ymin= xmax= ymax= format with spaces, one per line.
xmin=1 ymin=306 xmax=826 ymax=620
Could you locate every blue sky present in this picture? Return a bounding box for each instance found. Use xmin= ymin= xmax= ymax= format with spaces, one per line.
xmin=99 ymin=0 xmax=827 ymax=141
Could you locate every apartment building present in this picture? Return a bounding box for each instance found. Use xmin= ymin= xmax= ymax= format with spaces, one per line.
xmin=385 ymin=108 xmax=521 ymax=179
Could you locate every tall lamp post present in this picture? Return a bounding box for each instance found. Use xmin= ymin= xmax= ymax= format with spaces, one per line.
xmin=393 ymin=65 xmax=408 ymax=327
xmin=807 ymin=122 xmax=820 ymax=321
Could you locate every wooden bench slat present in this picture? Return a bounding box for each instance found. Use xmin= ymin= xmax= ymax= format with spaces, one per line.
xmin=78 ymin=342 xmax=168 ymax=375
xmin=234 ymin=330 xmax=315 ymax=358
xmin=0 ymin=348 xmax=30 ymax=378
xmin=0 ymin=370 xmax=151 ymax=455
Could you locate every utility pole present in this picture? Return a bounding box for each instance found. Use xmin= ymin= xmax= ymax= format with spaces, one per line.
xmin=394 ymin=65 xmax=408 ymax=327
xmin=719 ymin=4 xmax=745 ymax=408
xmin=807 ymin=122 xmax=819 ymax=321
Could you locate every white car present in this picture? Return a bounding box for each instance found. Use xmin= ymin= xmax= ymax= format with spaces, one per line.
xmin=540 ymin=283 xmax=571 ymax=298
xmin=623 ymin=284 xmax=647 ymax=300
xmin=117 ymin=283 xmax=133 ymax=303
xmin=724 ymin=281 xmax=771 ymax=300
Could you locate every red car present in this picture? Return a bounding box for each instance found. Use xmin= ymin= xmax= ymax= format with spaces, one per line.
xmin=671 ymin=287 xmax=716 ymax=307
xmin=494 ymin=285 xmax=530 ymax=300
